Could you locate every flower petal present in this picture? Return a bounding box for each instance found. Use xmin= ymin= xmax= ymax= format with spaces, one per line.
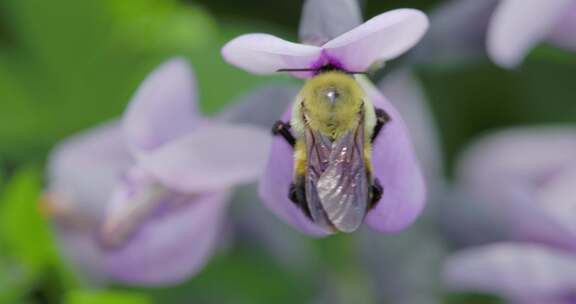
xmin=103 ymin=175 xmax=230 ymax=285
xmin=54 ymin=228 xmax=107 ymax=284
xmin=444 ymin=242 xmax=576 ymax=301
xmin=258 ymin=109 xmax=333 ymax=237
xmin=323 ymin=9 xmax=429 ymax=72
xmin=379 ymin=69 xmax=443 ymax=181
xmin=457 ymin=127 xmax=576 ymax=249
xmin=547 ymin=1 xmax=576 ymax=52
xmin=487 ymin=0 xmax=573 ymax=68
xmin=217 ymin=84 xmax=300 ymax=128
xmin=139 ymin=122 xmax=272 ymax=193
xmin=123 ymin=58 xmax=200 ymax=154
xmin=221 ymin=33 xmax=322 ymax=77
xmin=46 ymin=121 xmax=133 ymax=220
xmin=358 ymin=77 xmax=427 ymax=232
xmin=298 ymin=0 xmax=362 ymax=46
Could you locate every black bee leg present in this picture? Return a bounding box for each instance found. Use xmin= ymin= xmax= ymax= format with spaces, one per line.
xmin=272 ymin=120 xmax=296 ymax=148
xmin=289 ymin=180 xmax=312 ymax=219
xmin=371 ymin=108 xmax=391 ymax=143
xmin=369 ymin=178 xmax=383 ymax=209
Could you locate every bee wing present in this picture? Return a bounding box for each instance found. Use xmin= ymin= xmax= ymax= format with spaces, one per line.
xmin=305 ymin=120 xmax=369 ymax=233
xmin=304 ymin=128 xmax=337 ymax=232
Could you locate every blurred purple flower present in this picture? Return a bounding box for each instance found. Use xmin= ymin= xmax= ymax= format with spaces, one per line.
xmin=221 ymin=1 xmax=428 ymax=236
xmin=456 ymin=127 xmax=576 ymax=250
xmin=443 ymin=127 xmax=576 ymax=302
xmin=488 ymin=0 xmax=576 ymax=68
xmin=444 ymin=242 xmax=576 ymax=303
xmin=43 ymin=58 xmax=271 ymax=286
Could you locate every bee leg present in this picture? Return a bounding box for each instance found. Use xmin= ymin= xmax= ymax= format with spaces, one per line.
xmin=289 ymin=180 xmax=312 ymax=219
xmin=272 ymin=120 xmax=296 ymax=148
xmin=371 ymin=108 xmax=391 ymax=143
xmin=369 ymin=178 xmax=383 ymax=209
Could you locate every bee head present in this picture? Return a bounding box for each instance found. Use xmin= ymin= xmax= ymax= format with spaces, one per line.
xmin=299 ymin=71 xmax=365 ymax=138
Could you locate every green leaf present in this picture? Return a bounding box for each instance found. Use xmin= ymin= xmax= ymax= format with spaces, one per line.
xmin=105 ymin=0 xmax=216 ymax=52
xmin=0 ymin=255 xmax=29 ymax=303
xmin=0 ymin=167 xmax=56 ymax=272
xmin=65 ymin=289 xmax=151 ymax=304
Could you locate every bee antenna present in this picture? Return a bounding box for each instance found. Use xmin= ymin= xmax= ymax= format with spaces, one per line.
xmin=347 ymin=71 xmax=369 ymax=75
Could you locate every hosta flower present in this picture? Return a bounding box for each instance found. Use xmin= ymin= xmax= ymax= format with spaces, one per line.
xmin=222 ymin=1 xmax=428 ymax=236
xmin=488 ymin=0 xmax=576 ymax=68
xmin=456 ymin=127 xmax=576 ymax=250
xmin=43 ymin=58 xmax=270 ymax=285
xmin=444 ymin=242 xmax=576 ymax=304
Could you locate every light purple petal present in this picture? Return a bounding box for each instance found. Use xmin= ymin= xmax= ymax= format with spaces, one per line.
xmin=359 ymin=77 xmax=427 ymax=233
xmin=123 ymin=58 xmax=200 ymax=154
xmin=258 ymin=109 xmax=333 ymax=237
xmin=46 ymin=121 xmax=133 ymax=221
xmin=444 ymin=242 xmax=576 ymax=301
xmin=53 ymin=228 xmax=107 ymax=284
xmin=547 ymin=1 xmax=576 ymax=52
xmin=487 ymin=0 xmax=573 ymax=68
xmin=379 ymin=69 xmax=444 ymax=181
xmin=103 ymin=173 xmax=230 ymax=285
xmin=139 ymin=123 xmax=271 ymax=193
xmin=298 ymin=0 xmax=362 ymax=46
xmin=221 ymin=34 xmax=322 ymax=78
xmin=457 ymin=127 xmax=576 ymax=249
xmin=323 ymin=9 xmax=429 ymax=72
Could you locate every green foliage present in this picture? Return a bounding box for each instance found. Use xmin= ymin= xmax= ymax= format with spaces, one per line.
xmin=444 ymin=292 xmax=505 ymax=304
xmin=131 ymin=246 xmax=314 ymax=304
xmin=0 ymin=167 xmax=56 ymax=273
xmin=0 ymin=167 xmax=77 ymax=302
xmin=0 ymin=0 xmax=217 ymax=164
xmin=65 ymin=290 xmax=151 ymax=304
xmin=418 ymin=46 xmax=576 ymax=174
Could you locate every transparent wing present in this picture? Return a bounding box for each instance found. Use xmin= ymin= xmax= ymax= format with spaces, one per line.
xmin=305 ymin=116 xmax=370 ymax=233
xmin=304 ymin=128 xmax=335 ymax=232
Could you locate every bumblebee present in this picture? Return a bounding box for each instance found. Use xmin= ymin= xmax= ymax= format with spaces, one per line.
xmin=272 ymin=68 xmax=390 ymax=233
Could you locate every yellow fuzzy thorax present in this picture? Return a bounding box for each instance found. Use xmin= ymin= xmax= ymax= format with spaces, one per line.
xmin=298 ymin=71 xmax=365 ymax=139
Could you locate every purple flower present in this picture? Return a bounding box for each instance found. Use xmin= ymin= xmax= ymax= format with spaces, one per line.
xmin=222 ymin=8 xmax=429 ymax=78
xmin=443 ymin=127 xmax=576 ymax=302
xmin=488 ymin=0 xmax=576 ymax=68
xmin=444 ymin=242 xmax=576 ymax=304
xmin=222 ymin=3 xmax=428 ymax=236
xmin=456 ymin=127 xmax=576 ymax=250
xmin=43 ymin=58 xmax=271 ymax=285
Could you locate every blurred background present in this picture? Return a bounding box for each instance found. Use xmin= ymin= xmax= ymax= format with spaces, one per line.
xmin=1 ymin=0 xmax=575 ymax=303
